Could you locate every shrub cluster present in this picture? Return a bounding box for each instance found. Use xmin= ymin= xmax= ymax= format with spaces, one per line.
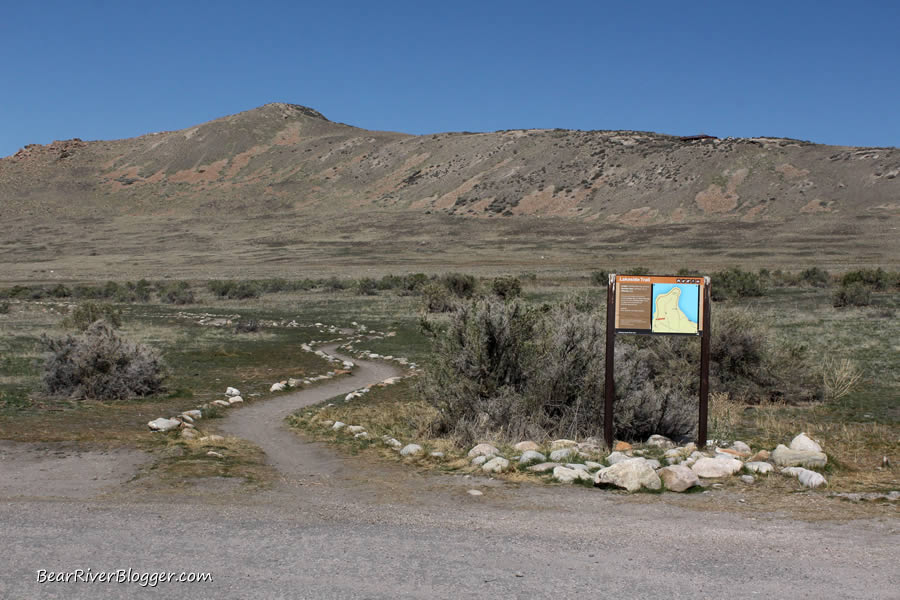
xmin=419 ymin=298 xmax=818 ymax=445
xmin=832 ymin=283 xmax=872 ymax=307
xmin=711 ymin=267 xmax=766 ymax=300
xmin=41 ymin=320 xmax=165 ymax=400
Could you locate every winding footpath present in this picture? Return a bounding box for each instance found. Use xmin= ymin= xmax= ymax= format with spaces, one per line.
xmin=1 ymin=345 xmax=897 ymax=599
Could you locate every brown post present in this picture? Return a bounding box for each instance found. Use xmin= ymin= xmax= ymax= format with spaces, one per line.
xmin=604 ymin=274 xmax=616 ymax=449
xmin=697 ymin=277 xmax=711 ymax=448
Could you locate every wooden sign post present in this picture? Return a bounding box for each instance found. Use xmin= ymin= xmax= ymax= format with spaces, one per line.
xmin=604 ymin=274 xmax=711 ymax=449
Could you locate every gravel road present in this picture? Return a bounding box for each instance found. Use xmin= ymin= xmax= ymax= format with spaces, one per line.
xmin=1 ymin=346 xmax=897 ymax=599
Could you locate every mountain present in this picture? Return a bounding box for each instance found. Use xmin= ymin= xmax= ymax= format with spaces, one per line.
xmin=1 ymin=103 xmax=897 ymax=280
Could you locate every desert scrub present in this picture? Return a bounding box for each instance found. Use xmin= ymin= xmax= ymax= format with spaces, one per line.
xmin=832 ymin=283 xmax=871 ymax=307
xmin=491 ymin=276 xmax=522 ymax=299
xmin=41 ymin=320 xmax=166 ymax=400
xmin=62 ymin=301 xmax=123 ymax=331
xmin=712 ymin=267 xmax=766 ymax=300
xmin=418 ymin=299 xmax=820 ymax=445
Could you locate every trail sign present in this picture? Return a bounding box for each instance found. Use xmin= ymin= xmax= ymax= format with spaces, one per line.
xmin=604 ymin=274 xmax=711 ymax=449
xmin=614 ymin=275 xmax=705 ymax=335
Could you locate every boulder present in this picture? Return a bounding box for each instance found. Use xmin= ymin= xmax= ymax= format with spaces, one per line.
xmin=740 ymin=475 xmax=755 ymax=484
xmin=789 ymin=433 xmax=823 ymax=453
xmin=716 ymin=447 xmax=748 ymax=459
xmin=518 ymin=450 xmax=547 ymax=464
xmin=347 ymin=425 xmax=366 ymax=434
xmin=553 ymin=466 xmax=592 ymax=483
xmin=549 ymin=447 xmax=578 ymax=462
xmin=594 ymin=460 xmax=661 ymax=492
xmin=772 ymin=444 xmax=827 ymax=468
xmin=482 ymin=457 xmax=510 ymax=473
xmin=526 ymin=462 xmax=561 ymax=473
xmin=732 ymin=441 xmax=752 ymax=454
xmin=471 ymin=455 xmax=491 ymax=466
xmin=646 ymin=434 xmax=676 ymax=449
xmin=225 ymin=387 xmax=240 ymax=397
xmin=182 ymin=409 xmax=202 ymax=420
xmin=270 ymin=383 xmax=286 ymax=392
xmin=400 ymin=444 xmax=424 ymax=457
xmin=384 ymin=437 xmax=403 ymax=449
xmin=783 ymin=466 xmax=827 ymax=488
xmin=514 ymin=441 xmax=541 ymax=452
xmin=691 ymin=457 xmax=743 ymax=478
xmin=212 ymin=399 xmax=230 ymax=407
xmin=468 ymin=443 xmax=500 ymax=458
xmin=228 ymin=396 xmax=244 ymax=405
xmin=180 ymin=414 xmax=194 ymax=424
xmin=180 ymin=428 xmax=198 ymax=439
xmin=744 ymin=461 xmax=774 ymax=474
xmin=148 ymin=417 xmax=180 ymax=432
xmin=584 ymin=461 xmax=604 ymax=470
xmin=658 ymin=465 xmax=699 ymax=492
xmin=564 ymin=463 xmax=590 ymax=472
xmin=605 ymin=451 xmax=632 ymax=465
xmin=332 ymin=421 xmax=346 ymax=431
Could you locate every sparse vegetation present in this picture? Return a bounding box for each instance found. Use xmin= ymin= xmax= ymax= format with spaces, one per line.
xmin=832 ymin=282 xmax=872 ymax=307
xmin=711 ymin=267 xmax=766 ymax=300
xmin=490 ymin=276 xmax=522 ymax=299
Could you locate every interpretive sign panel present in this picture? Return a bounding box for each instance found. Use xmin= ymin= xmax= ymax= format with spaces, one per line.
xmin=614 ymin=275 xmax=704 ymax=335
xmin=605 ymin=273 xmax=711 ymax=449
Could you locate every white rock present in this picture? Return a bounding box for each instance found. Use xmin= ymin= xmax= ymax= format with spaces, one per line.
xmin=354 ymin=432 xmax=369 ymax=439
xmin=225 ymin=387 xmax=240 ymax=397
xmin=212 ymin=399 xmax=230 ymax=407
xmin=783 ymin=466 xmax=827 ymax=488
xmin=549 ymin=447 xmax=578 ymax=462
xmin=482 ymin=457 xmax=510 ymax=473
xmin=471 ymin=455 xmax=491 ymax=466
xmin=198 ymin=434 xmax=224 ymax=443
xmin=732 ymin=441 xmax=752 ymax=454
xmin=691 ymin=456 xmax=743 ymax=478
xmin=745 ymin=461 xmax=774 ymax=474
xmin=148 ymin=417 xmax=181 ymax=432
xmin=514 ymin=441 xmax=541 ymax=452
xmin=400 ymin=444 xmax=423 ymax=457
xmin=605 ymin=451 xmax=632 ymax=465
xmin=467 ymin=489 xmax=483 ymax=496
xmin=384 ymin=438 xmax=403 ymax=449
xmin=347 ymin=425 xmax=366 ymax=434
xmin=270 ymin=383 xmax=286 ymax=392
xmin=180 ymin=428 xmax=198 ymax=439
xmin=565 ymin=463 xmax=590 ymax=472
xmin=645 ymin=459 xmax=661 ymax=470
xmin=550 ymin=439 xmax=577 ymax=449
xmin=553 ymin=466 xmax=593 ymax=483
xmin=332 ymin=421 xmax=346 ymax=431
xmin=526 ymin=462 xmax=561 ymax=473
xmin=789 ymin=433 xmax=823 ymax=453
xmin=468 ymin=443 xmax=500 ymax=458
xmin=182 ymin=410 xmax=202 ymax=420
xmin=180 ymin=414 xmax=194 ymax=424
xmin=658 ymin=465 xmax=700 ymax=492
xmin=772 ymin=444 xmax=827 ymax=468
xmin=646 ymin=434 xmax=676 ymax=449
xmin=595 ymin=460 xmax=662 ymax=492
xmin=519 ymin=450 xmax=547 ymax=464
xmin=740 ymin=475 xmax=755 ymax=484
xmin=228 ymin=396 xmax=243 ymax=405
xmin=430 ymin=452 xmax=444 ymax=458
xmin=206 ymin=451 xmax=224 ymax=459
xmin=584 ymin=461 xmax=604 ymax=470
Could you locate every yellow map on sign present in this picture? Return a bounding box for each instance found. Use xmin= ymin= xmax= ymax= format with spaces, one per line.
xmin=652 ymin=287 xmax=698 ymax=334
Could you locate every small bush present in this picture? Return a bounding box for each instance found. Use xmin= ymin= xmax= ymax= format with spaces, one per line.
xmin=323 ymin=277 xmax=347 ymax=292
xmin=712 ymin=267 xmax=766 ymax=300
xmin=49 ymin=284 xmax=72 ymax=298
xmin=233 ymin=319 xmax=261 ymax=333
xmin=590 ymin=270 xmax=609 ymax=286
xmin=832 ymin=283 xmax=871 ymax=307
xmin=41 ymin=320 xmax=166 ymax=400
xmin=421 ymin=282 xmax=456 ymax=312
xmin=840 ymin=268 xmax=888 ymax=291
xmin=0 ymin=301 xmax=9 ymax=314
xmin=356 ymin=277 xmax=379 ymax=296
xmin=799 ymin=267 xmax=831 ymax=287
xmin=63 ymin=302 xmax=123 ymax=331
xmin=157 ymin=281 xmax=195 ymax=304
xmin=115 ymin=279 xmax=152 ymax=303
xmin=440 ymin=272 xmax=478 ymax=298
xmin=208 ymin=280 xmax=258 ymax=300
xmin=491 ymin=276 xmax=522 ymax=300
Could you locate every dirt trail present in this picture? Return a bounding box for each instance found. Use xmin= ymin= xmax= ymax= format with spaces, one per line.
xmin=218 ymin=343 xmax=407 ymax=486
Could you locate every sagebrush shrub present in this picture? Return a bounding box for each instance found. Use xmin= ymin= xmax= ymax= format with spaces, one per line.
xmin=832 ymin=283 xmax=871 ymax=307
xmin=157 ymin=281 xmax=195 ymax=304
xmin=712 ymin=267 xmax=766 ymax=300
xmin=63 ymin=302 xmax=123 ymax=331
xmin=41 ymin=320 xmax=165 ymax=400
xmin=491 ymin=276 xmax=522 ymax=299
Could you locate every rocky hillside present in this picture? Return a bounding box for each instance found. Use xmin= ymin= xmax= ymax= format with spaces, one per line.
xmin=1 ymin=103 xmax=897 ymax=279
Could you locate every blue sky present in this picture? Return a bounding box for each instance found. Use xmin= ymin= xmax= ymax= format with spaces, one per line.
xmin=2 ymin=1 xmax=898 ymax=157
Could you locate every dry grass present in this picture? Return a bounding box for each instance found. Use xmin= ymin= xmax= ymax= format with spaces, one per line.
xmin=822 ymin=357 xmax=863 ymax=401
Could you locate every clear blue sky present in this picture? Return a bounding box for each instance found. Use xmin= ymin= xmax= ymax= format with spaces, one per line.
xmin=2 ymin=0 xmax=898 ymax=157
